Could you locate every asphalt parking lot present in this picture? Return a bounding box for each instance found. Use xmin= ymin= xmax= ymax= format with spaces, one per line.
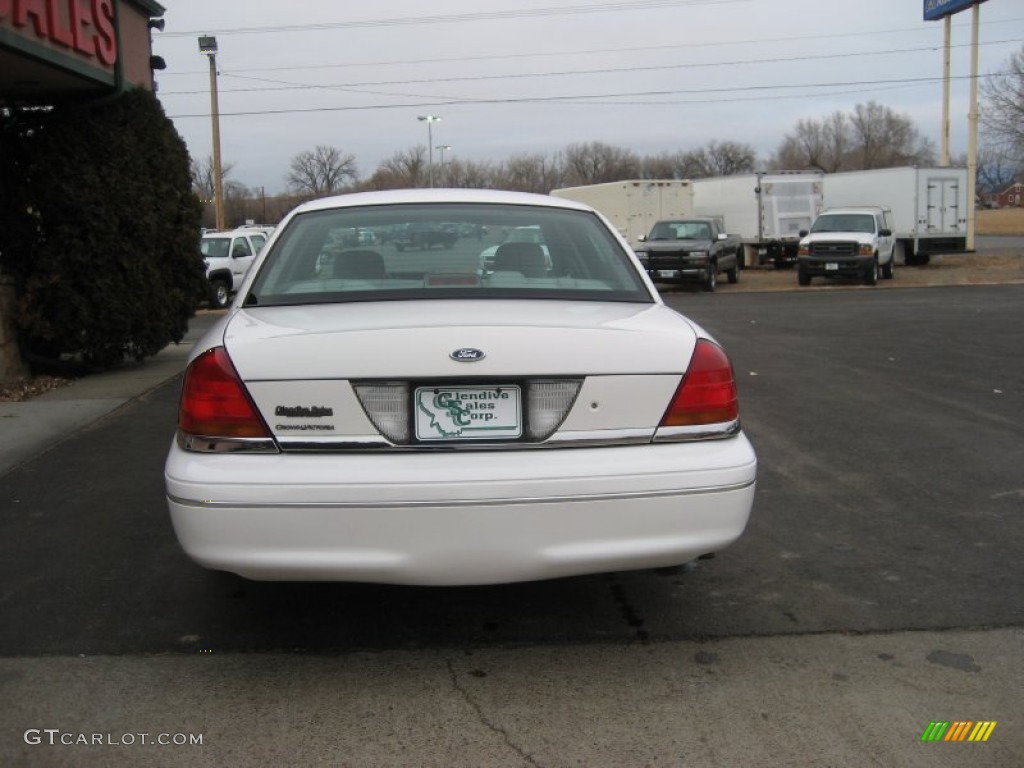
xmin=1 ymin=283 xmax=1022 ymax=767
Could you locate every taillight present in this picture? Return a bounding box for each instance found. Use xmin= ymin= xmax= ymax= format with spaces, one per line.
xmin=178 ymin=347 xmax=271 ymax=440
xmin=659 ymin=340 xmax=739 ymax=430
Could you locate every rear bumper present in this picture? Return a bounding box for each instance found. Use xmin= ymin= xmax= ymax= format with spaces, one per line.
xmin=165 ymin=436 xmax=757 ymax=585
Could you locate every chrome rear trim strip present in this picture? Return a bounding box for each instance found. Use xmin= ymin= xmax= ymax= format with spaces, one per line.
xmin=177 ymin=432 xmax=280 ymax=454
xmin=653 ymin=420 xmax=740 ymax=442
xmin=168 ymin=479 xmax=755 ymax=510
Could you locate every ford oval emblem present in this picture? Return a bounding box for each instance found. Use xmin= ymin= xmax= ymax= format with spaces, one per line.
xmin=450 ymin=348 xmax=486 ymax=362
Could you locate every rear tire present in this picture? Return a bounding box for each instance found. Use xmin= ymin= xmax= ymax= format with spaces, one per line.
xmin=210 ymin=279 xmax=230 ymax=309
xmin=798 ymin=268 xmax=811 ymax=287
xmin=726 ymin=263 xmax=739 ymax=284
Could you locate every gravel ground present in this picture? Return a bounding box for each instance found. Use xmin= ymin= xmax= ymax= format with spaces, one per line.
xmin=657 ymin=248 xmax=1024 ymax=294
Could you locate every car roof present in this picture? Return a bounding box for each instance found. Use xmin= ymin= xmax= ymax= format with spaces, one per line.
xmin=202 ymin=230 xmax=259 ymax=239
xmin=819 ymin=207 xmax=891 ymax=215
xmin=289 ymin=188 xmax=594 ymax=215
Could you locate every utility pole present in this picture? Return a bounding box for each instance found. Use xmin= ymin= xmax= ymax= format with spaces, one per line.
xmin=199 ymin=36 xmax=225 ymax=230
xmin=417 ymin=115 xmax=441 ymax=188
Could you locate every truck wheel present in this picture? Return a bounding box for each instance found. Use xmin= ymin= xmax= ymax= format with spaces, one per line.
xmin=703 ymin=265 xmax=717 ymax=292
xmin=864 ymin=256 xmax=879 ymax=286
xmin=798 ymin=269 xmax=811 ymax=287
xmin=726 ymin=264 xmax=739 ymax=284
xmin=210 ymin=279 xmax=231 ymax=309
xmin=881 ymin=253 xmax=895 ymax=279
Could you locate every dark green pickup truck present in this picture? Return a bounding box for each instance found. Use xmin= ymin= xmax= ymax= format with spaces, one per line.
xmin=635 ymin=217 xmax=742 ymax=292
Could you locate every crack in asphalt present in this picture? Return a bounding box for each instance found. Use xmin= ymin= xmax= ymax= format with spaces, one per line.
xmin=444 ymin=656 xmax=545 ymax=768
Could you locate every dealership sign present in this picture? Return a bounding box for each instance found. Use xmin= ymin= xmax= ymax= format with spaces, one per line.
xmin=924 ymin=0 xmax=989 ymax=21
xmin=0 ymin=0 xmax=118 ymax=69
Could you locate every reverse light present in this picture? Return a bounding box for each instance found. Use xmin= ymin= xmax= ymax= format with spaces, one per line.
xmin=656 ymin=340 xmax=739 ymax=440
xmin=177 ymin=347 xmax=276 ymax=452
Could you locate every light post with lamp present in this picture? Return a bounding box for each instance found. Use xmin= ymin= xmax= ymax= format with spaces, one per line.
xmin=436 ymin=145 xmax=452 ymax=186
xmin=417 ymin=115 xmax=441 ymax=188
xmin=198 ymin=35 xmax=225 ymax=230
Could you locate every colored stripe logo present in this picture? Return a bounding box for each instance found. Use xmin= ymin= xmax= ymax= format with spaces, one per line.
xmin=921 ymin=721 xmax=997 ymax=742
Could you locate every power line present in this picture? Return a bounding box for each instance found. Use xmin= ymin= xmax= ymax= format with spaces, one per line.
xmin=155 ymin=16 xmax=1024 ymax=78
xmin=166 ymin=72 xmax=1003 ymax=120
xmin=160 ymin=0 xmax=747 ymax=38
xmin=155 ymin=38 xmax=1023 ymax=98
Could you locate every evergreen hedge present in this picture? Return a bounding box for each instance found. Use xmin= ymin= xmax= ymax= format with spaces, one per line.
xmin=0 ymin=90 xmax=206 ymax=370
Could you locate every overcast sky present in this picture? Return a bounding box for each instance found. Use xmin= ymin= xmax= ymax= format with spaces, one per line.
xmin=151 ymin=0 xmax=1022 ymax=194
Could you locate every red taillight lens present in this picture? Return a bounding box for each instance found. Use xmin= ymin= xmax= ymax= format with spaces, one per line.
xmin=660 ymin=340 xmax=739 ymax=427
xmin=178 ymin=347 xmax=270 ymax=438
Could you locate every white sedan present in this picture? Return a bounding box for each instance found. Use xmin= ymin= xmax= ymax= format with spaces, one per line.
xmin=165 ymin=189 xmax=756 ymax=585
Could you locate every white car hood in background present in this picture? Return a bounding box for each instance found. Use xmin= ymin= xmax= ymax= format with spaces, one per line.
xmin=802 ymin=232 xmax=875 ymax=246
xmin=220 ymin=300 xmax=700 ymax=380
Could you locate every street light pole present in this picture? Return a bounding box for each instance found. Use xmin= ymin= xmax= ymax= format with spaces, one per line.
xmin=437 ymin=145 xmax=452 ymax=186
xmin=417 ymin=115 xmax=441 ymax=188
xmin=199 ymin=36 xmax=225 ymax=230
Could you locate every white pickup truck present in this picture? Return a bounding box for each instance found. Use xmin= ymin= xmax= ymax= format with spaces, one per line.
xmin=200 ymin=229 xmax=269 ymax=308
xmin=797 ymin=207 xmax=896 ymax=287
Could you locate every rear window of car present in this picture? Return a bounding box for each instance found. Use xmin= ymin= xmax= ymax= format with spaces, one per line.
xmin=245 ymin=203 xmax=653 ymax=306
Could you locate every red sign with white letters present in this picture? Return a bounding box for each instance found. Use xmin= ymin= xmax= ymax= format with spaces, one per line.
xmin=0 ymin=0 xmax=118 ymax=68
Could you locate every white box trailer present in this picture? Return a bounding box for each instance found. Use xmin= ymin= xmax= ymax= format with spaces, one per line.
xmin=550 ymin=180 xmax=694 ymax=248
xmin=821 ymin=166 xmax=968 ymax=265
xmin=691 ymin=171 xmax=824 ymax=268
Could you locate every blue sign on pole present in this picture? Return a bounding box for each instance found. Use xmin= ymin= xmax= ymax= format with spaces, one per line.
xmin=924 ymin=0 xmax=988 ymax=22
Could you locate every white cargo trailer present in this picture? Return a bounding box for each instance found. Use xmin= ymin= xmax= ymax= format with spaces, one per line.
xmin=550 ymin=180 xmax=694 ymax=248
xmin=691 ymin=171 xmax=824 ymax=268
xmin=820 ymin=166 xmax=968 ymax=265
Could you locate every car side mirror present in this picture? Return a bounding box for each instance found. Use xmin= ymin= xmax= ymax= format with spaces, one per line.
xmin=717 ymin=233 xmax=727 ymax=241
xmin=879 ymin=228 xmax=892 ymax=237
xmin=799 ymin=229 xmax=808 ymax=238
xmin=637 ymin=234 xmax=647 ymax=242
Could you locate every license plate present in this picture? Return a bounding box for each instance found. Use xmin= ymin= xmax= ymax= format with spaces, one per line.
xmin=414 ymin=385 xmax=522 ymax=441
xmin=657 ymin=270 xmax=677 ymax=278
xmin=825 ymin=262 xmax=839 ymax=271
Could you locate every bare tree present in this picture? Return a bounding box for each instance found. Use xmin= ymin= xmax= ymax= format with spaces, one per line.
xmin=967 ymin=146 xmax=1021 ymax=195
xmin=445 ymin=158 xmax=498 ymax=189
xmin=849 ymin=101 xmax=934 ymax=169
xmin=640 ymin=152 xmax=681 ymax=179
xmin=981 ymin=44 xmax=1024 ymax=165
xmin=287 ymin=145 xmax=358 ymax=197
xmin=190 ymin=155 xmax=234 ymax=201
xmin=494 ymin=153 xmax=566 ymax=192
xmin=773 ymin=113 xmax=849 ymax=172
xmin=563 ymin=142 xmax=640 ymax=185
xmin=684 ymin=140 xmax=757 ymax=177
xmin=772 ymin=102 xmax=933 ymax=171
xmin=363 ymin=146 xmax=427 ymax=190
xmin=639 ymin=150 xmax=705 ymax=179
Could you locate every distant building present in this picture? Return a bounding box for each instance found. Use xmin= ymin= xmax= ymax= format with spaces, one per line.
xmin=994 ymin=182 xmax=1024 ymax=209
